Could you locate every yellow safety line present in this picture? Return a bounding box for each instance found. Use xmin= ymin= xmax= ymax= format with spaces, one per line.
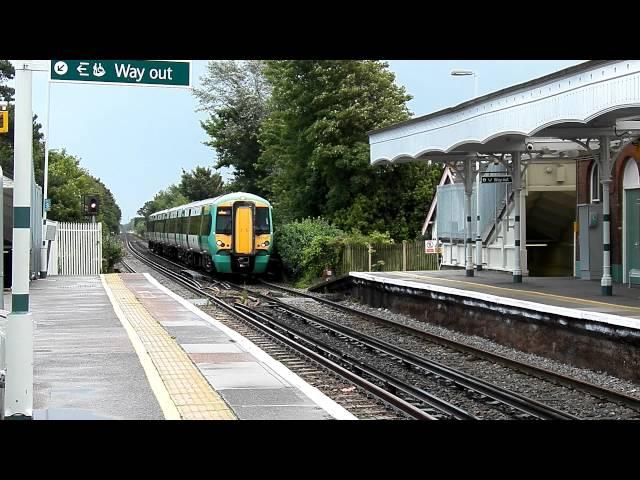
xmin=387 ymin=271 xmax=640 ymax=313
xmin=101 ymin=274 xmax=236 ymax=420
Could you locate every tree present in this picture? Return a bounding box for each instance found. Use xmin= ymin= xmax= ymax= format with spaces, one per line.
xmin=0 ymin=60 xmax=46 ymax=185
xmin=178 ymin=166 xmax=225 ymax=201
xmin=193 ymin=60 xmax=271 ymax=196
xmin=137 ymin=184 xmax=188 ymax=220
xmin=0 ymin=59 xmax=14 ymax=101
xmin=47 ymin=149 xmax=121 ymax=233
xmin=257 ymin=60 xmax=442 ymax=240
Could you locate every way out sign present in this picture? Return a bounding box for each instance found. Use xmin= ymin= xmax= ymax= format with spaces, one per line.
xmin=50 ymin=60 xmax=191 ymax=88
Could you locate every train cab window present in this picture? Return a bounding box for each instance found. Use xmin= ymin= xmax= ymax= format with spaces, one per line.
xmin=216 ymin=207 xmax=232 ymax=234
xmin=255 ymin=207 xmax=270 ymax=234
xmin=189 ymin=215 xmax=201 ymax=235
xmin=201 ymin=212 xmax=212 ymax=236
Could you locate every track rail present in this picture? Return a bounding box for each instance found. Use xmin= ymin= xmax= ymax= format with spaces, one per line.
xmin=259 ymin=279 xmax=640 ymax=413
xmin=231 ymin=284 xmax=578 ymax=420
xmin=124 ymin=235 xmax=438 ymax=420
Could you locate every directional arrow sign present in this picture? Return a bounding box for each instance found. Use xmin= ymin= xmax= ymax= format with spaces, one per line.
xmin=50 ymin=60 xmax=191 ymax=88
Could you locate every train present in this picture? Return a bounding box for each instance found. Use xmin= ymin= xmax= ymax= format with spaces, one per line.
xmin=145 ymin=192 xmax=273 ymax=275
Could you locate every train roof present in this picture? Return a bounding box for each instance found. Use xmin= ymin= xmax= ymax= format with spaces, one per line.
xmin=148 ymin=192 xmax=271 ymax=219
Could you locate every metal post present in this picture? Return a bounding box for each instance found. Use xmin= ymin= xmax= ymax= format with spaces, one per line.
xmin=475 ymin=161 xmax=482 ymax=271
xmin=512 ymin=152 xmax=522 ymax=283
xmin=4 ymin=62 xmax=34 ymax=418
xmin=0 ymin=166 xmax=4 ymax=310
xmin=464 ymin=159 xmax=474 ymax=277
xmin=39 ymin=80 xmax=51 ymax=278
xmin=402 ymin=240 xmax=407 ymax=271
xmin=600 ymin=136 xmax=613 ymax=296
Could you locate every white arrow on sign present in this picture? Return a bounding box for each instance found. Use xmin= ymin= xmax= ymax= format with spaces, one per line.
xmin=54 ymin=61 xmax=68 ymax=75
xmin=77 ymin=62 xmax=89 ymax=77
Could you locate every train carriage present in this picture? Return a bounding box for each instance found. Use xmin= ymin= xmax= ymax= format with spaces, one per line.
xmin=146 ymin=192 xmax=273 ymax=275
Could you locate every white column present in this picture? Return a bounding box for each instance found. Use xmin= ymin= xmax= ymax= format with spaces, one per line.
xmin=475 ymin=161 xmax=483 ymax=271
xmin=600 ymin=136 xmax=613 ymax=296
xmin=4 ymin=62 xmax=34 ymax=418
xmin=464 ymin=159 xmax=474 ymax=277
xmin=512 ymin=152 xmax=522 ymax=283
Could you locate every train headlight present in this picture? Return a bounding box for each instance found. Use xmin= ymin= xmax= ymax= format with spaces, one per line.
xmin=216 ymin=240 xmax=225 ymax=247
xmin=259 ymin=240 xmax=270 ymax=248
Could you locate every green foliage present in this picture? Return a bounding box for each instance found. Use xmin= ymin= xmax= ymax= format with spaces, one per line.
xmin=256 ymin=60 xmax=443 ymax=241
xmin=179 ymin=166 xmax=225 ymax=201
xmin=102 ymin=233 xmax=123 ymax=273
xmin=194 ymin=60 xmax=270 ymax=196
xmin=275 ymin=218 xmax=344 ymax=280
xmin=137 ymin=184 xmax=188 ymax=220
xmin=47 ymin=149 xmax=121 ymax=233
xmin=276 ymin=217 xmax=397 ymax=286
xmin=0 ymin=59 xmax=14 ymax=102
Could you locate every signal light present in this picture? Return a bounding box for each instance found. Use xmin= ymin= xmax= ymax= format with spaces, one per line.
xmin=84 ymin=194 xmax=100 ymax=216
xmin=0 ymin=110 xmax=7 ymax=134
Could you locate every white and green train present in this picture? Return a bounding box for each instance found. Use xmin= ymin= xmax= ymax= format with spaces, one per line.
xmin=145 ymin=192 xmax=273 ymax=274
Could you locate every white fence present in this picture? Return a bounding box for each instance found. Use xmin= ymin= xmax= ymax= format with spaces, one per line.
xmin=48 ymin=222 xmax=102 ymax=275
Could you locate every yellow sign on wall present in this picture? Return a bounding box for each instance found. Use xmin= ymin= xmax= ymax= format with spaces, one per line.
xmin=0 ymin=110 xmax=8 ymax=133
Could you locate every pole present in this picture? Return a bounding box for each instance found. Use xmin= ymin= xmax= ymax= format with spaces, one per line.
xmin=4 ymin=62 xmax=34 ymax=418
xmin=39 ymin=80 xmax=51 ymax=278
xmin=464 ymin=159 xmax=474 ymax=277
xmin=600 ymin=136 xmax=613 ymax=296
xmin=512 ymin=152 xmax=522 ymax=283
xmin=0 ymin=166 xmax=3 ymax=310
xmin=475 ymin=161 xmax=482 ymax=270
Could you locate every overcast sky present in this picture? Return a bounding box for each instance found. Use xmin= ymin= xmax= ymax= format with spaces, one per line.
xmin=19 ymin=60 xmax=583 ymax=223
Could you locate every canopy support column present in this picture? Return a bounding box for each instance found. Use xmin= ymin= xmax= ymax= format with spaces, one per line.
xmin=463 ymin=159 xmax=474 ymax=277
xmin=512 ymin=152 xmax=522 ymax=283
xmin=600 ymin=136 xmax=613 ymax=296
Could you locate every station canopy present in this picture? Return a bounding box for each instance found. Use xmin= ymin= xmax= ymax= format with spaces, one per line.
xmin=368 ymin=60 xmax=640 ymax=164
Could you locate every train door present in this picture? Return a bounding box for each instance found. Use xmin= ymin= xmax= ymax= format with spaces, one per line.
xmin=234 ymin=204 xmax=254 ymax=255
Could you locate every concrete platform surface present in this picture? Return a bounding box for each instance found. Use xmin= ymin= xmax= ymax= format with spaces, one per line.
xmin=30 ymin=276 xmax=164 ymax=420
xmin=26 ymin=274 xmax=355 ymax=420
xmin=353 ymin=270 xmax=640 ymax=329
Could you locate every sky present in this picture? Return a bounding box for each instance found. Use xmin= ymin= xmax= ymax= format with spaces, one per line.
xmin=19 ymin=60 xmax=584 ymax=223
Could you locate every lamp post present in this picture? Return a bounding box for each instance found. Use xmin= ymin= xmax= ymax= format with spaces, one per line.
xmin=451 ymin=69 xmax=481 ymax=270
xmin=451 ymin=69 xmax=478 ymax=98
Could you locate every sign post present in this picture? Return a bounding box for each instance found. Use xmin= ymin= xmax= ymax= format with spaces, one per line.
xmin=4 ymin=62 xmax=34 ymax=419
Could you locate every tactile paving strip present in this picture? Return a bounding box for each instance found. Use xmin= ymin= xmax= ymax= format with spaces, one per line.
xmin=103 ymin=274 xmax=236 ymax=420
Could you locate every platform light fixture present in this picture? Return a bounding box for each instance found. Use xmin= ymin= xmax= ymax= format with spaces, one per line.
xmin=451 ymin=69 xmax=478 ymax=98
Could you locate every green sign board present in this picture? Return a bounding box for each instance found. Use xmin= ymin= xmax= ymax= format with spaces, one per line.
xmin=50 ymin=60 xmax=191 ymax=88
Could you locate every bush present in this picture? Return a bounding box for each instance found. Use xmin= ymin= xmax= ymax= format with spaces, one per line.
xmin=276 ymin=217 xmax=395 ymax=287
xmin=102 ymin=233 xmax=124 ymax=273
xmin=275 ymin=217 xmax=344 ymax=281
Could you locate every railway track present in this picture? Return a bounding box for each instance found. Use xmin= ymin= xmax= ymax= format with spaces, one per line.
xmin=123 ymin=235 xmax=436 ymax=420
xmin=257 ymin=280 xmax=640 ymax=414
xmin=122 ymin=234 xmax=595 ymax=420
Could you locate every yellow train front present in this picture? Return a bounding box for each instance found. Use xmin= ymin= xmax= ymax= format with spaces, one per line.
xmin=146 ymin=192 xmax=273 ymax=275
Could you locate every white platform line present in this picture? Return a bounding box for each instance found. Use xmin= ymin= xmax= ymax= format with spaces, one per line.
xmin=143 ymin=273 xmax=358 ymax=420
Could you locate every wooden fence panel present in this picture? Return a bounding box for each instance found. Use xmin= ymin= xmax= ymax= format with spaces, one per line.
xmin=338 ymin=240 xmax=439 ymax=274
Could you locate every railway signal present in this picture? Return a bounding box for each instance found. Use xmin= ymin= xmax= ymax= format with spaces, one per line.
xmin=0 ymin=110 xmax=7 ymax=134
xmin=84 ymin=194 xmax=100 ymax=216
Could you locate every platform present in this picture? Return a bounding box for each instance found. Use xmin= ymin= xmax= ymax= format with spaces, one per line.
xmin=26 ymin=274 xmax=355 ymax=420
xmin=351 ymin=270 xmax=640 ymax=329
xmin=344 ymin=269 xmax=640 ymax=383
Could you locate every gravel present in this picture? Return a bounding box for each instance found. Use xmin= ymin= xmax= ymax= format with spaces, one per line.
xmin=256 ymin=284 xmax=640 ymax=420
